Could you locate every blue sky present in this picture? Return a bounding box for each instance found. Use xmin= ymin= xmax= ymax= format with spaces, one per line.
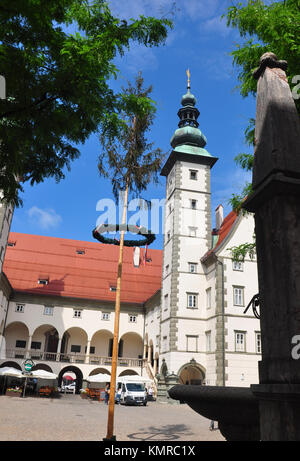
xmin=11 ymin=0 xmax=255 ymax=250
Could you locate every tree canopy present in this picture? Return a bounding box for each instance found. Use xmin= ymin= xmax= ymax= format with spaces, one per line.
xmin=98 ymin=72 xmax=165 ymax=201
xmin=0 ymin=0 xmax=172 ymax=205
xmin=224 ymin=0 xmax=300 ymax=214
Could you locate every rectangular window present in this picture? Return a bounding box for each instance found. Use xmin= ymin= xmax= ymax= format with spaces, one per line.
xmin=256 ymin=332 xmax=262 ymax=354
xmin=15 ymin=304 xmax=24 ymax=313
xmin=43 ymin=306 xmax=53 ymax=316
xmin=206 ymin=288 xmax=212 ymax=309
xmin=71 ymin=345 xmax=81 ymax=353
xmin=16 ymin=340 xmax=26 ymax=348
xmin=190 ymin=199 xmax=197 ymax=210
xmin=235 ymin=331 xmax=246 ymax=352
xmin=190 ymin=170 xmax=198 ymax=180
xmin=156 ymin=335 xmax=160 ymax=347
xmin=129 ymin=315 xmax=137 ymax=323
xmin=162 ymin=336 xmax=168 ymax=352
xmin=206 ymin=331 xmax=212 ymax=352
xmin=73 ymin=310 xmax=82 ymax=318
xmin=187 ymin=293 xmax=198 ymax=309
xmin=233 ymin=260 xmax=243 ymax=271
xmin=31 ymin=341 xmax=41 ymax=350
xmin=102 ymin=312 xmax=110 ymax=321
xmin=189 ymin=262 xmax=197 ymax=273
xmin=233 ymin=286 xmax=244 ymax=306
xmin=164 ymin=294 xmax=169 ymax=311
xmin=186 ymin=336 xmax=198 ymax=352
xmin=189 ymin=227 xmax=197 ymax=237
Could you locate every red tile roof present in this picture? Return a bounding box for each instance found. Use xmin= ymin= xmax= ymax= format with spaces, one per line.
xmin=3 ymin=233 xmax=163 ymax=304
xmin=202 ymin=210 xmax=238 ymax=261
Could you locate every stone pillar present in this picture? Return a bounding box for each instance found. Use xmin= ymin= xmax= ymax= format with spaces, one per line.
xmin=244 ymin=52 xmax=300 ymax=440
xmin=143 ymin=343 xmax=147 ymax=360
xmin=147 ymin=345 xmax=151 ymax=364
xmin=85 ymin=340 xmax=91 ymax=364
xmin=56 ymin=338 xmax=62 ymax=361
xmin=26 ymin=335 xmax=32 ymax=358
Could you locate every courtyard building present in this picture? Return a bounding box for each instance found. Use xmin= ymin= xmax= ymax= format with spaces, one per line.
xmin=0 ymin=82 xmax=260 ymax=393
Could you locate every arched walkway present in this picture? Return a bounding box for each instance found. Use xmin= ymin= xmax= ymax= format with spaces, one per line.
xmin=0 ymin=361 xmax=22 ymax=370
xmin=118 ymin=369 xmax=139 ymax=377
xmin=58 ymin=366 xmax=83 ymax=394
xmin=119 ymin=332 xmax=143 ymax=359
xmin=31 ymin=363 xmax=53 ymax=373
xmin=89 ymin=368 xmax=111 ymax=376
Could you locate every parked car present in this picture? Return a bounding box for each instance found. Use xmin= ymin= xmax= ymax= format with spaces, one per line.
xmin=60 ymin=382 xmax=76 ymax=393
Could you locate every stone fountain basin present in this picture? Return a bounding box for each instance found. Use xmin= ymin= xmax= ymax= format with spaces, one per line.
xmin=168 ymin=385 xmax=260 ymax=441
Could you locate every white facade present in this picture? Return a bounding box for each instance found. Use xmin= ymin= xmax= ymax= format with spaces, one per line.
xmin=0 ymin=87 xmax=261 ymax=392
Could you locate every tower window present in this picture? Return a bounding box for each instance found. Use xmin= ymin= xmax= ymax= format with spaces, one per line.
xmin=190 ymin=170 xmax=198 ymax=180
xmin=189 ymin=262 xmax=197 ymax=273
xmin=190 ymin=199 xmax=197 ymax=210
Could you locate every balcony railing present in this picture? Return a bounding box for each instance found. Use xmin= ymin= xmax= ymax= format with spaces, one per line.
xmin=4 ymin=349 xmax=144 ymax=368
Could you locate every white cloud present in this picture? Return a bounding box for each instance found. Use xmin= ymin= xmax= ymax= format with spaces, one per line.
xmin=109 ymin=0 xmax=222 ymax=22
xmin=202 ymin=16 xmax=231 ymax=38
xmin=28 ymin=207 xmax=62 ymax=230
xmin=115 ymin=43 xmax=159 ymax=74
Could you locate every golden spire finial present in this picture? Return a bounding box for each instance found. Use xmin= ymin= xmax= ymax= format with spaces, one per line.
xmin=187 ymin=68 xmax=191 ymax=88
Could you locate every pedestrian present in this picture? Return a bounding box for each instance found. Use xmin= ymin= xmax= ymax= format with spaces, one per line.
xmin=209 ymin=420 xmax=215 ymax=431
xmin=105 ymin=384 xmax=110 ymax=405
xmin=148 ymin=386 xmax=153 ymax=401
xmin=116 ymin=386 xmax=122 ymax=404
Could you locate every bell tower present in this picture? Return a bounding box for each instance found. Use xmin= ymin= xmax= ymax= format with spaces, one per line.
xmin=159 ymin=71 xmax=218 ymax=377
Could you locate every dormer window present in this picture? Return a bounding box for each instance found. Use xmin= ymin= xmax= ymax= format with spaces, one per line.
xmin=76 ymin=249 xmax=85 ymax=255
xmin=7 ymin=241 xmax=16 ymax=247
xmin=38 ymin=278 xmax=49 ymax=285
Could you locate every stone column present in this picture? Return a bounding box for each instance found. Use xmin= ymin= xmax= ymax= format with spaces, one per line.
xmin=85 ymin=340 xmax=91 ymax=364
xmin=56 ymin=338 xmax=62 ymax=361
xmin=244 ymin=53 xmax=300 ymax=440
xmin=147 ymin=344 xmax=151 ymax=363
xmin=26 ymin=335 xmax=32 ymax=358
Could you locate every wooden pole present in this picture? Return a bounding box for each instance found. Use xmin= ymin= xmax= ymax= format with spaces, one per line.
xmin=105 ymin=176 xmax=130 ymax=440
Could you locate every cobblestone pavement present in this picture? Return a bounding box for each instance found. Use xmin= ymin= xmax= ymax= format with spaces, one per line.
xmin=0 ymin=394 xmax=224 ymax=441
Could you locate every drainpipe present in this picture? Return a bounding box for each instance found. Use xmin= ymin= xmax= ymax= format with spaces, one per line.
xmin=142 ymin=302 xmax=146 ymax=376
xmin=216 ymin=258 xmax=225 ymax=387
xmin=0 ymin=297 xmax=10 ymax=359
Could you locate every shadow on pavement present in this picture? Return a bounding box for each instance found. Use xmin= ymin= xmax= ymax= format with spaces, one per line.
xmin=127 ymin=424 xmax=193 ymax=441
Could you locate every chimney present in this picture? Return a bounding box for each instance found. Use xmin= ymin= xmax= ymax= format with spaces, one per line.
xmin=133 ymin=247 xmax=140 ymax=267
xmin=215 ymin=205 xmax=223 ymax=230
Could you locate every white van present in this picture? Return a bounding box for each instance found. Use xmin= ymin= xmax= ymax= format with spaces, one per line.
xmin=117 ymin=379 xmax=147 ymax=406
